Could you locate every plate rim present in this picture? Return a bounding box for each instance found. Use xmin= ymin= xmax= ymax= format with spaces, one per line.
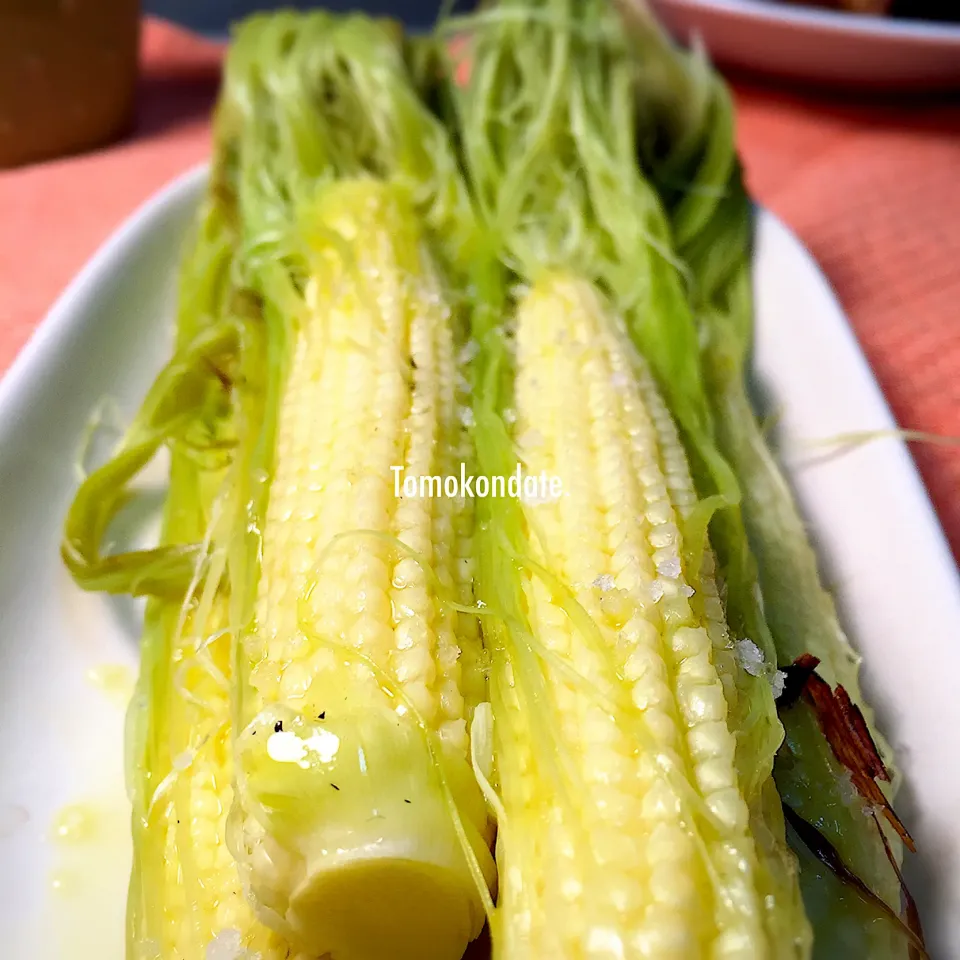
xmin=652 ymin=0 xmax=960 ymax=42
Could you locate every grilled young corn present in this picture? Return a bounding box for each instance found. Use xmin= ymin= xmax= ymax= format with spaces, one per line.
xmin=65 ymin=11 xmax=499 ymax=957
xmin=482 ymin=274 xmax=797 ymax=958
xmin=228 ymin=180 xmax=494 ymax=960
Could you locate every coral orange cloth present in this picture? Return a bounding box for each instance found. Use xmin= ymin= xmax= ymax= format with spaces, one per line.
xmin=0 ymin=18 xmax=958 ymax=561
xmin=734 ymin=84 xmax=960 ymax=565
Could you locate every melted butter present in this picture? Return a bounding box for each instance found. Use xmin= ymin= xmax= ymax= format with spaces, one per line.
xmin=86 ymin=663 xmax=135 ymax=708
xmin=47 ymin=659 xmax=134 ymax=960
xmin=49 ymin=868 xmax=82 ymax=895
xmin=46 ymin=798 xmax=130 ymax=960
xmin=50 ymin=803 xmax=96 ymax=844
xmin=46 ymin=666 xmax=134 ymax=958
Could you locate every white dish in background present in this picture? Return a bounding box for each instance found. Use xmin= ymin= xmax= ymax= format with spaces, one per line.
xmin=1 ymin=164 xmax=959 ymax=958
xmin=649 ymin=0 xmax=960 ymax=89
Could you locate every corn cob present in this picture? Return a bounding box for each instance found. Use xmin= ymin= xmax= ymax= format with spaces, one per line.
xmin=228 ymin=179 xmax=494 ymax=960
xmin=487 ymin=273 xmax=786 ymax=958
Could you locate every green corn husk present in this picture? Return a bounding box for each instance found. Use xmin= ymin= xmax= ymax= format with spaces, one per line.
xmin=613 ymin=4 xmax=920 ymax=955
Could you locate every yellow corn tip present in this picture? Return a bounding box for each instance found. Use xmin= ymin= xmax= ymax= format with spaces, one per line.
xmin=232 ymin=180 xmax=493 ymax=960
xmin=494 ymin=273 xmax=768 ymax=959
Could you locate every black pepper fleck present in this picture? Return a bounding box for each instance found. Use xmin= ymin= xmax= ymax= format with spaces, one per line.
xmin=404 ymin=799 xmax=411 ymax=804
xmin=274 ymin=720 xmax=283 ymax=733
xmin=318 ymin=711 xmax=326 ymax=720
xmin=331 ymin=783 xmax=340 ymax=791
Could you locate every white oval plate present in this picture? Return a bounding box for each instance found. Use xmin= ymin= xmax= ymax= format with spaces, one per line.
xmin=649 ymin=0 xmax=960 ymax=89
xmin=0 ymin=165 xmax=958 ymax=958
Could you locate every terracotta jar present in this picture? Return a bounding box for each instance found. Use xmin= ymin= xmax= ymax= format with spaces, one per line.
xmin=0 ymin=0 xmax=139 ymax=168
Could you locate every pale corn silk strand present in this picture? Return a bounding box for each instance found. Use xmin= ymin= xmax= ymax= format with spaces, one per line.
xmin=793 ymin=429 xmax=960 ymax=469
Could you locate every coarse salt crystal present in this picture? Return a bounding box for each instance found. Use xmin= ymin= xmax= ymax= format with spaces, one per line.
xmin=134 ymin=939 xmax=161 ymax=960
xmin=835 ymin=770 xmax=861 ymax=809
xmin=655 ymin=556 xmax=682 ymax=579
xmin=206 ymin=929 xmax=244 ymax=960
xmin=592 ymin=574 xmax=616 ymax=592
xmin=734 ymin=639 xmax=766 ymax=678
